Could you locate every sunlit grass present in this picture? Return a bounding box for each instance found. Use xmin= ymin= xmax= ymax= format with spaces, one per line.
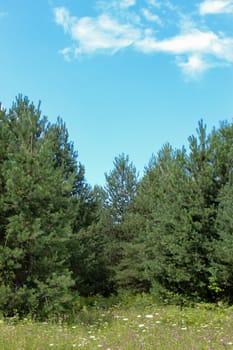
xmin=1 ymin=297 xmax=233 ymax=349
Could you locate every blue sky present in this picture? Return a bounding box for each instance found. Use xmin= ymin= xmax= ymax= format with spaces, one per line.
xmin=0 ymin=0 xmax=233 ymax=186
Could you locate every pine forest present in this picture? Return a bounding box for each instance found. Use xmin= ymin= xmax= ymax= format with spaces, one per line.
xmin=0 ymin=95 xmax=233 ymax=319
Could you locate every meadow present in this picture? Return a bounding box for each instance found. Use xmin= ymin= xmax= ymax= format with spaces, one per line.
xmin=0 ymin=295 xmax=233 ymax=350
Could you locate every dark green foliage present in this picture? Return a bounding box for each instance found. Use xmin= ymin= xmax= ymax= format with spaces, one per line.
xmin=101 ymin=154 xmax=139 ymax=291
xmin=69 ymin=222 xmax=112 ymax=296
xmin=124 ymin=121 xmax=233 ymax=303
xmin=209 ymin=183 xmax=233 ymax=302
xmin=136 ymin=144 xmax=206 ymax=299
xmin=0 ymin=96 xmax=86 ymax=317
xmin=104 ymin=153 xmax=138 ymax=225
xmin=208 ymin=122 xmax=233 ymax=301
xmin=1 ymin=94 xmax=233 ymax=317
xmin=68 ymin=186 xmax=112 ymax=296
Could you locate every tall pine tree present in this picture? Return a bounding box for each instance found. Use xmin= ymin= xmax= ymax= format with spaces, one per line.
xmin=0 ymin=96 xmax=87 ymax=317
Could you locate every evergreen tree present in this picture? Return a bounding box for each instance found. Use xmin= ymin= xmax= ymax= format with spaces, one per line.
xmin=1 ymin=96 xmax=232 ymax=309
xmin=0 ymin=96 xmax=84 ymax=317
xmin=186 ymin=120 xmax=233 ymax=300
xmin=139 ymin=121 xmax=232 ymax=302
xmin=68 ymin=185 xmax=112 ymax=296
xmin=212 ymin=182 xmax=233 ymax=302
xmin=139 ymin=144 xmax=202 ymax=300
xmin=104 ymin=153 xmax=138 ymax=225
xmin=208 ymin=121 xmax=233 ymax=302
xmin=101 ymin=154 xmax=139 ymax=291
xmin=0 ymin=105 xmax=9 ymax=248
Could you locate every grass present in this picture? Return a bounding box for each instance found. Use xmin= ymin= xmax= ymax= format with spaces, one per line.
xmin=0 ymin=296 xmax=233 ymax=349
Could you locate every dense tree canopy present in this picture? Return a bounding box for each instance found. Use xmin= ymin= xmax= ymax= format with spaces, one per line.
xmin=0 ymin=96 xmax=91 ymax=316
xmin=0 ymin=96 xmax=232 ymax=318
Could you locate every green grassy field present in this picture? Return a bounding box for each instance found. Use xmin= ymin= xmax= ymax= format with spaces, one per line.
xmin=1 ymin=298 xmax=233 ymax=349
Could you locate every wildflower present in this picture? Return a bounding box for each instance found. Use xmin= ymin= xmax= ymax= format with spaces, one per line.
xmin=145 ymin=314 xmax=153 ymax=319
xmin=181 ymin=326 xmax=187 ymax=330
xmin=123 ymin=318 xmax=128 ymax=321
xmin=138 ymin=324 xmax=145 ymax=328
xmin=155 ymin=320 xmax=161 ymax=324
xmin=72 ymin=326 xmax=77 ymax=329
xmin=227 ymin=342 xmax=233 ymax=345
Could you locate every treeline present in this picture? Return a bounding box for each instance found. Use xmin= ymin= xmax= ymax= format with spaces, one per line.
xmin=0 ymin=96 xmax=233 ymax=318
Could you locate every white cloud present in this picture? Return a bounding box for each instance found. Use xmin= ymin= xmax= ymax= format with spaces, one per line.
xmin=73 ymin=15 xmax=141 ymax=55
xmin=120 ymin=0 xmax=136 ymax=8
xmin=141 ymin=8 xmax=162 ymax=24
xmin=54 ymin=4 xmax=233 ymax=78
xmin=59 ymin=47 xmax=73 ymax=61
xmin=135 ymin=29 xmax=233 ymax=77
xmin=54 ymin=7 xmax=72 ymax=32
xmin=146 ymin=0 xmax=161 ymax=7
xmin=136 ymin=30 xmax=214 ymax=54
xmin=54 ymin=8 xmax=141 ymax=56
xmin=199 ymin=0 xmax=233 ymax=15
xmin=146 ymin=0 xmax=175 ymax=10
xmin=177 ymin=54 xmax=212 ymax=77
xmin=136 ymin=29 xmax=233 ymax=61
xmin=97 ymin=0 xmax=136 ymax=11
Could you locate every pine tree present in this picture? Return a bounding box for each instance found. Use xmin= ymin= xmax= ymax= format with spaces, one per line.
xmin=208 ymin=121 xmax=233 ymax=302
xmin=139 ymin=144 xmax=200 ymax=301
xmin=139 ymin=121 xmax=232 ymax=302
xmin=100 ymin=154 xmax=139 ymax=291
xmin=104 ymin=153 xmax=138 ymax=226
xmin=0 ymin=105 xmax=9 ymax=246
xmin=0 ymin=96 xmax=82 ymax=317
xmin=68 ymin=184 xmax=113 ymax=296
